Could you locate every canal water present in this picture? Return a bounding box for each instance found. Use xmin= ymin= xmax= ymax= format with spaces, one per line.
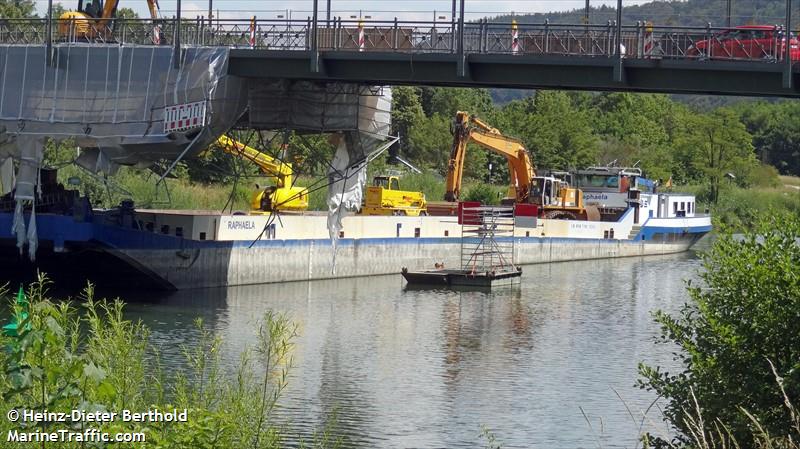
xmin=119 ymin=252 xmax=703 ymax=449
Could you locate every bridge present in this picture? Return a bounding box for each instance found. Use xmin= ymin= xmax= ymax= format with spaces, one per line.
xmin=1 ymin=16 xmax=799 ymax=98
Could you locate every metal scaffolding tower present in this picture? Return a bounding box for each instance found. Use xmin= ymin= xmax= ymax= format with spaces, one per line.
xmin=460 ymin=206 xmax=516 ymax=275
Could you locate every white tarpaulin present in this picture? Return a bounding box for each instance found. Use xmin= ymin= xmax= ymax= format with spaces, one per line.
xmin=326 ymin=133 xmax=398 ymax=274
xmin=327 ymin=133 xmax=367 ymax=250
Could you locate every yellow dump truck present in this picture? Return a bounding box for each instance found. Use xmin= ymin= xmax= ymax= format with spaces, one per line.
xmin=360 ymin=176 xmax=427 ymax=216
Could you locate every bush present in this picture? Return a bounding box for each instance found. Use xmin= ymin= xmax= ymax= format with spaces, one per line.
xmin=0 ymin=275 xmax=341 ymax=448
xmin=638 ymin=211 xmax=800 ymax=448
xmin=401 ymin=171 xmax=446 ymax=203
xmin=747 ymin=163 xmax=783 ymax=189
xmin=463 ymin=184 xmax=503 ymax=205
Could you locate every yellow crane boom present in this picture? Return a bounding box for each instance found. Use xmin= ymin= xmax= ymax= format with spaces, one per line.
xmin=215 ymin=135 xmax=308 ymax=213
xmin=216 ymin=135 xmax=295 ymax=188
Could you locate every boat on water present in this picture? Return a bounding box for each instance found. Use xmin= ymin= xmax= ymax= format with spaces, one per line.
xmin=0 ymin=167 xmax=710 ymax=290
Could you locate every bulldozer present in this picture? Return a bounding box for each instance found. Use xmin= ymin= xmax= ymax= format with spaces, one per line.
xmin=444 ymin=111 xmax=599 ymax=221
xmin=214 ymin=135 xmax=308 ymax=214
xmin=359 ymin=175 xmax=427 ymax=216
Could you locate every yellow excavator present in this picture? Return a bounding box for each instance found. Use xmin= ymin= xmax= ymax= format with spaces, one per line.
xmin=58 ymin=0 xmax=161 ymax=40
xmin=445 ymin=111 xmax=599 ymax=221
xmin=215 ymin=135 xmax=309 ymax=213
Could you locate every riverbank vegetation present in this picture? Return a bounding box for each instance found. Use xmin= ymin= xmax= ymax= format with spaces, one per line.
xmin=638 ymin=211 xmax=800 ymax=448
xmin=38 ymin=87 xmax=798 ymax=229
xmin=0 ymin=275 xmax=343 ymax=448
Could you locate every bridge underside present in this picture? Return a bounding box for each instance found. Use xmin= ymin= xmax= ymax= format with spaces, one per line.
xmin=229 ymin=51 xmax=800 ymax=98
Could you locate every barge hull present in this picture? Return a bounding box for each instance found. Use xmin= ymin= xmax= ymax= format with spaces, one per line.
xmin=0 ymin=212 xmax=709 ymax=290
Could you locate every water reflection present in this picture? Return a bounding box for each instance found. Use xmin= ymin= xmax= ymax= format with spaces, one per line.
xmin=115 ymin=253 xmax=702 ymax=449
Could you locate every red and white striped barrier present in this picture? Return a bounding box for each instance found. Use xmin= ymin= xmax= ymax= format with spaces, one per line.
xmin=152 ymin=25 xmax=161 ymax=45
xmin=511 ymin=20 xmax=520 ymax=54
xmin=249 ymin=16 xmax=256 ymax=48
xmin=358 ymin=20 xmax=365 ymax=52
xmin=642 ymin=21 xmax=662 ymax=59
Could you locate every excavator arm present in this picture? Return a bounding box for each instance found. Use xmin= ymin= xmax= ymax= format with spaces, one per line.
xmin=97 ymin=0 xmax=160 ymax=22
xmin=146 ymin=0 xmax=160 ymax=20
xmin=444 ymin=111 xmax=536 ymax=203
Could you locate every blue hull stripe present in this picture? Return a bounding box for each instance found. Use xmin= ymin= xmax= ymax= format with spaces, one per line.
xmin=0 ymin=213 xmax=710 ymax=251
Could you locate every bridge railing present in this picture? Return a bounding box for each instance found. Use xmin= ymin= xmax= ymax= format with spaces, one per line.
xmin=0 ymin=18 xmax=794 ymax=63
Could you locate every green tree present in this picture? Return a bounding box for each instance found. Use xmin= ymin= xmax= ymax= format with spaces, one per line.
xmin=498 ymin=91 xmax=598 ymax=170
xmin=738 ymin=101 xmax=800 ymax=177
xmin=638 ymin=212 xmax=800 ymax=447
xmin=391 ymin=86 xmax=425 ymax=159
xmin=590 ymin=92 xmax=685 ymax=181
xmin=116 ymin=7 xmax=139 ymax=19
xmin=51 ymin=2 xmax=66 ymax=18
xmin=674 ymin=109 xmax=756 ymax=203
xmin=407 ymin=113 xmax=452 ymax=172
xmin=424 ymin=87 xmax=494 ymax=117
xmin=0 ymin=0 xmax=36 ymax=17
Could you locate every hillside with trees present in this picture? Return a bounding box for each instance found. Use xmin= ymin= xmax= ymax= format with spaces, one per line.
xmin=490 ymin=0 xmax=798 ymax=27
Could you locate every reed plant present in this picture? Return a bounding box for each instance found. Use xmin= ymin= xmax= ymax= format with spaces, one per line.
xmin=0 ymin=274 xmax=340 ymax=448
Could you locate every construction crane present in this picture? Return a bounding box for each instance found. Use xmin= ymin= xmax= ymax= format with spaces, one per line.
xmin=444 ymin=111 xmax=599 ymax=221
xmin=215 ymin=135 xmax=309 ymax=213
xmin=58 ymin=0 xmax=161 ymax=41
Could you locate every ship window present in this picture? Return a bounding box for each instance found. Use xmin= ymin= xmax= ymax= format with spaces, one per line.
xmin=444 ymin=230 xmax=449 ymax=237
xmin=673 ymin=203 xmax=678 ymax=214
xmin=577 ymin=174 xmax=618 ymax=189
xmin=525 ymin=231 xmax=530 ymax=237
xmin=414 ymin=228 xmax=421 ymax=238
xmin=339 ymin=231 xmax=345 ymax=238
xmin=175 ymin=227 xmax=184 ymax=237
xmin=199 ymin=232 xmax=207 ymax=241
xmin=604 ymin=230 xmax=609 ymax=239
xmin=161 ymin=225 xmax=170 ymax=235
xmin=146 ymin=222 xmax=154 ymax=232
xmin=681 ymin=201 xmax=685 ymax=211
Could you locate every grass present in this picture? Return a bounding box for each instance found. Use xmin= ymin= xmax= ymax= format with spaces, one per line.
xmin=780 ymin=175 xmax=800 ymax=190
xmin=0 ymin=275 xmax=345 ymax=448
xmin=62 ymin=159 xmax=800 ymax=222
xmin=637 ymin=372 xmax=800 ymax=449
xmin=674 ymin=183 xmax=800 ymax=231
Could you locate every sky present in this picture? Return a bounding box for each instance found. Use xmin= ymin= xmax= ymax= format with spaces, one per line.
xmin=38 ymin=0 xmax=653 ymax=21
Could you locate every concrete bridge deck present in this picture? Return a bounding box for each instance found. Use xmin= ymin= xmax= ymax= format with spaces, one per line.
xmin=1 ymin=18 xmax=798 ymax=97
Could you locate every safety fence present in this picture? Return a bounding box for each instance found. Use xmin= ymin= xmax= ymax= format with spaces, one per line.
xmin=0 ymin=17 xmax=797 ymax=62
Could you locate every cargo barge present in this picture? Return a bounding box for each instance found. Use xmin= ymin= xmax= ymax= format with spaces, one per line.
xmin=0 ymin=187 xmax=710 ymax=290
